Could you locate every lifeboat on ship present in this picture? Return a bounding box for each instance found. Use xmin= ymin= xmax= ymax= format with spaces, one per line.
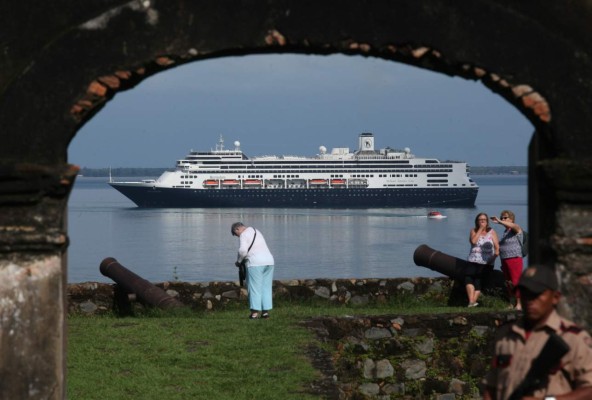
xmin=330 ymin=179 xmax=346 ymax=187
xmin=309 ymin=179 xmax=329 ymax=186
xmin=265 ymin=179 xmax=285 ymax=188
xmin=243 ymin=179 xmax=263 ymax=187
xmin=203 ymin=179 xmax=219 ymax=188
xmin=221 ymin=179 xmax=240 ymax=186
xmin=348 ymin=178 xmax=369 ymax=188
xmin=287 ymin=179 xmax=306 ymax=188
xmin=427 ymin=211 xmax=447 ymax=219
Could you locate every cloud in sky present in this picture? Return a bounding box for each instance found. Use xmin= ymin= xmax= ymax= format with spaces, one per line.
xmin=69 ymin=54 xmax=533 ymax=168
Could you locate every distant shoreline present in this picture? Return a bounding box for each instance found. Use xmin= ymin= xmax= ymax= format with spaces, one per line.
xmin=77 ymin=166 xmax=527 ymax=178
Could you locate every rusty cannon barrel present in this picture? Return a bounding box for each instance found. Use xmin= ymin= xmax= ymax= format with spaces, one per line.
xmin=413 ymin=244 xmax=493 ymax=280
xmin=413 ymin=244 xmax=508 ymax=306
xmin=100 ymin=257 xmax=183 ymax=309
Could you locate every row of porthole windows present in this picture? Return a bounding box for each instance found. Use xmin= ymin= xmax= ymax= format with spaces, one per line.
xmin=427 ymin=184 xmax=468 ymax=186
xmin=195 ymin=187 xmax=469 ymax=191
xmin=218 ymin=168 xmax=421 ymax=173
xmin=196 ymin=187 xmax=471 ymax=192
xmin=195 ymin=182 xmax=467 ymax=193
xmin=206 ymin=193 xmax=396 ymax=197
xmin=378 ymin=174 xmax=419 ymax=178
xmin=200 ymin=190 xmax=467 ymax=196
xmin=199 ymin=193 xmax=468 ymax=198
xmin=184 ymin=169 xmax=455 ymax=176
xmin=384 ymin=184 xmax=419 ymax=187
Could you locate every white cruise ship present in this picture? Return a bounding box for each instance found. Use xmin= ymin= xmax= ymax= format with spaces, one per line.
xmin=109 ymin=133 xmax=478 ymax=208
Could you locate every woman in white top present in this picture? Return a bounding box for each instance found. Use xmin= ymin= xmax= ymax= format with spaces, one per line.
xmin=466 ymin=213 xmax=499 ymax=307
xmin=232 ymin=222 xmax=275 ymax=319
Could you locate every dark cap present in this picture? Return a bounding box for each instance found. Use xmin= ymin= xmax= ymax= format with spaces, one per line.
xmin=517 ymin=266 xmax=558 ymax=293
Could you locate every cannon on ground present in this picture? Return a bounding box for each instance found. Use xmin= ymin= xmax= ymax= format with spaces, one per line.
xmin=413 ymin=244 xmax=498 ymax=280
xmin=100 ymin=257 xmax=183 ymax=309
xmin=413 ymin=244 xmax=508 ymax=304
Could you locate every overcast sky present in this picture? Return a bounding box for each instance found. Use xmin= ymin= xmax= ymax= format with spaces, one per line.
xmin=69 ymin=54 xmax=533 ymax=168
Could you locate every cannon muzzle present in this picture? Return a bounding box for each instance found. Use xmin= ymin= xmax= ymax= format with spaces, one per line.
xmin=100 ymin=257 xmax=183 ymax=309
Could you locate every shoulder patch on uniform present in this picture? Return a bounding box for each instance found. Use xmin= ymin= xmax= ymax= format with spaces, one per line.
xmin=560 ymin=322 xmax=583 ymax=334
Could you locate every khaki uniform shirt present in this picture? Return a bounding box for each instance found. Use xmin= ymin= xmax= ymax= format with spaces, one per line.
xmin=484 ymin=310 xmax=592 ymax=400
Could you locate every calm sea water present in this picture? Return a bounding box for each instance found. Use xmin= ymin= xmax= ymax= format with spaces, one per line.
xmin=67 ymin=175 xmax=527 ymax=283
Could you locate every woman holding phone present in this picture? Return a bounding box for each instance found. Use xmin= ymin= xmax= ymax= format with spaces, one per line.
xmin=491 ymin=210 xmax=524 ymax=310
xmin=466 ymin=212 xmax=499 ymax=307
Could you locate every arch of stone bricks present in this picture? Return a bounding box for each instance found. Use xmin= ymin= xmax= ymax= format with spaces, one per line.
xmin=1 ymin=0 xmax=591 ymax=398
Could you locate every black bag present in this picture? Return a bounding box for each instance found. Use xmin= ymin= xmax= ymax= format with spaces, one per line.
xmin=520 ymin=231 xmax=529 ymax=257
xmin=238 ymin=260 xmax=247 ymax=287
xmin=237 ymin=229 xmax=257 ymax=287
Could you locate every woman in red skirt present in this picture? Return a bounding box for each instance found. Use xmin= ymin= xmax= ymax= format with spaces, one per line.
xmin=491 ymin=210 xmax=524 ymax=310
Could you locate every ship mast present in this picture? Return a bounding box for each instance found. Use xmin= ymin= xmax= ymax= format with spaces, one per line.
xmin=216 ymin=134 xmax=225 ymax=151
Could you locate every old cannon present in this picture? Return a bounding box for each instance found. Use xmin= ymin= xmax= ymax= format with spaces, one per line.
xmin=100 ymin=257 xmax=183 ymax=310
xmin=413 ymin=244 xmax=507 ymax=304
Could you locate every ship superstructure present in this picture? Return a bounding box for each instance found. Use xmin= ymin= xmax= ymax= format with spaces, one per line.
xmin=109 ymin=133 xmax=478 ymax=208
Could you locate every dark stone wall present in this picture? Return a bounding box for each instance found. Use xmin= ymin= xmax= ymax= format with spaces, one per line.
xmin=1 ymin=1 xmax=592 ymax=398
xmin=303 ymin=312 xmax=512 ymax=398
xmin=66 ymin=277 xmax=511 ymax=398
xmin=66 ymin=277 xmax=458 ymax=315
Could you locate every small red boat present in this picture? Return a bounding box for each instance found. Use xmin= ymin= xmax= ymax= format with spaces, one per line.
xmin=427 ymin=211 xmax=447 ymax=219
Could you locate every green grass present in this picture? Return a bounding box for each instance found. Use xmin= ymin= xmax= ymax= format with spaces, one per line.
xmin=68 ymin=297 xmax=506 ymax=399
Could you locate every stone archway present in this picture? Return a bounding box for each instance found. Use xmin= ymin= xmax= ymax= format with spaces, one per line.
xmin=2 ymin=1 xmax=592 ymax=398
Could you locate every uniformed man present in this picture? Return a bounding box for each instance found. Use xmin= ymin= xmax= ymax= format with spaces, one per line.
xmin=483 ymin=265 xmax=592 ymax=400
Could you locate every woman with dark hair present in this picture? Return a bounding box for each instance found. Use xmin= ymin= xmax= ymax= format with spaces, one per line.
xmin=466 ymin=212 xmax=499 ymax=307
xmin=491 ymin=210 xmax=524 ymax=310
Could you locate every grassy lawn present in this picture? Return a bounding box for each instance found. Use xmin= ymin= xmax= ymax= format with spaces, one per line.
xmin=68 ymin=297 xmax=505 ymax=399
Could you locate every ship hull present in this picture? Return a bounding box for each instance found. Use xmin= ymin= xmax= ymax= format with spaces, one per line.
xmin=110 ymin=183 xmax=478 ymax=208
